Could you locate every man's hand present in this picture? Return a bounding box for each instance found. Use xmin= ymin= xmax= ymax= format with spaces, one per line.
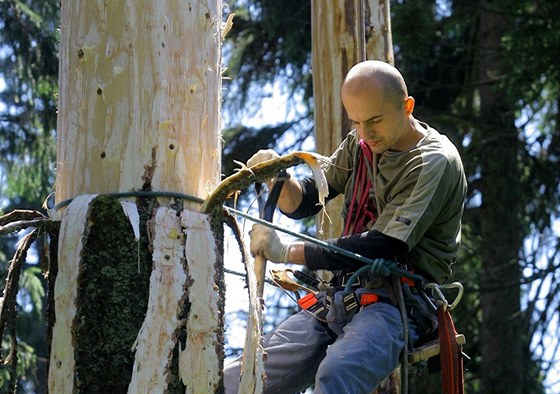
xmin=248 ymin=149 xmax=283 ymax=194
xmin=247 ymin=149 xmax=280 ymax=167
xmin=249 ymin=224 xmax=290 ymax=263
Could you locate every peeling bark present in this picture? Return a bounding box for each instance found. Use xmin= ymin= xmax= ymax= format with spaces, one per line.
xmin=238 ymin=251 xmax=265 ymax=394
xmin=128 ymin=207 xmax=187 ymax=393
xmin=180 ymin=211 xmax=221 ymax=393
xmin=49 ymin=194 xmax=97 ymax=393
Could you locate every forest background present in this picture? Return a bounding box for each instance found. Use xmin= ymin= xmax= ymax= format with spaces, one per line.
xmin=0 ymin=0 xmax=559 ymax=393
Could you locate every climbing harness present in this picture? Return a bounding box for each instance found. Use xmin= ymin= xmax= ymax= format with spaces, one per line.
xmin=273 ymin=269 xmax=465 ymax=394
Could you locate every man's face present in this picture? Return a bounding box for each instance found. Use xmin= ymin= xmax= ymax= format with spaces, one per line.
xmin=342 ymin=87 xmax=411 ymax=154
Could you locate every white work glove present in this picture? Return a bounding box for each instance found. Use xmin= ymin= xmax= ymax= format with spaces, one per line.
xmin=247 ymin=149 xmax=280 ymax=167
xmin=249 ymin=223 xmax=290 ymax=263
xmin=247 ymin=149 xmax=282 ymax=190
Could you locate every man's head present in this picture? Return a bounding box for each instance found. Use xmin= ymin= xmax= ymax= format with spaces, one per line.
xmin=341 ymin=60 xmax=417 ymax=154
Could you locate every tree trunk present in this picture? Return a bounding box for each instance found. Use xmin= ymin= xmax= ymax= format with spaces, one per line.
xmin=311 ymin=0 xmax=357 ymax=240
xmin=50 ymin=1 xmax=224 ymax=392
xmin=311 ymin=2 xmax=399 ymax=393
xmin=476 ymin=1 xmax=523 ymax=393
xmin=311 ymin=0 xmax=393 ymax=239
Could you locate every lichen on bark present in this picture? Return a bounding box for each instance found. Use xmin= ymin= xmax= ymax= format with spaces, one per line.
xmin=73 ymin=194 xmax=154 ymax=392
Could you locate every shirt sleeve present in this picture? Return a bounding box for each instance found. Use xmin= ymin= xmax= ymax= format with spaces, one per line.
xmin=282 ymin=178 xmax=340 ymax=219
xmin=303 ymin=230 xmax=407 ymax=271
xmin=282 ymin=131 xmax=356 ymax=219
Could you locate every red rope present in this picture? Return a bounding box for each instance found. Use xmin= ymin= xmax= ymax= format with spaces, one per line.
xmin=437 ymin=306 xmax=465 ymax=394
xmin=343 ymin=140 xmax=377 ymax=236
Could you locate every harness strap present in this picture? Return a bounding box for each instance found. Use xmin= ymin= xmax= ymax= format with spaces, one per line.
xmin=437 ymin=306 xmax=464 ymax=394
xmin=297 ymin=292 xmax=331 ymax=320
xmin=296 ymin=288 xmax=392 ymax=321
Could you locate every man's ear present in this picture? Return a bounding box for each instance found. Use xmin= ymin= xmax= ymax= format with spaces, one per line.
xmin=404 ymin=96 xmax=415 ymax=114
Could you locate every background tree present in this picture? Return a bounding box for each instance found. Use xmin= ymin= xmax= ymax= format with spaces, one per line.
xmin=392 ymin=1 xmax=559 ymax=392
xmin=311 ymin=0 xmax=393 ymax=241
xmin=476 ymin=3 xmax=523 ymax=392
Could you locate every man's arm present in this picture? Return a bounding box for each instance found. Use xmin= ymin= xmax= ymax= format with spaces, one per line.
xmin=247 ymin=149 xmax=304 ymax=214
xmin=303 ymin=230 xmax=407 ymax=271
xmin=275 ymin=175 xmax=304 ymax=215
xmin=249 ymin=225 xmax=406 ymax=272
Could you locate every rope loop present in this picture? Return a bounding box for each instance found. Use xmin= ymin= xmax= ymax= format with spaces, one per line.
xmin=342 ymin=258 xmax=422 ymax=295
xmin=369 ymin=258 xmax=392 ymax=276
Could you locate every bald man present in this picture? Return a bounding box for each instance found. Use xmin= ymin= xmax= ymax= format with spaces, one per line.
xmin=224 ymin=60 xmax=467 ymax=394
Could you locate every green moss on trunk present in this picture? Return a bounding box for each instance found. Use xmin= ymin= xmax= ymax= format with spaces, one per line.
xmin=74 ymin=195 xmax=154 ymax=393
xmin=210 ymin=212 xmax=226 ymax=388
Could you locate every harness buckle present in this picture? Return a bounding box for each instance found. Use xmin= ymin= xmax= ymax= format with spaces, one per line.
xmin=297 ymin=292 xmax=329 ymax=322
xmin=298 ymin=293 xmax=319 ymax=310
xmin=359 ymin=293 xmax=379 ymax=306
xmin=400 ymin=276 xmax=415 ymax=287
xmin=340 ymin=272 xmax=361 ymax=289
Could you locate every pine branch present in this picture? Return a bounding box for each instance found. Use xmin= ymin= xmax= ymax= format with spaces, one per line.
xmin=0 ymin=210 xmax=59 ymax=236
xmin=201 ymin=154 xmax=303 ymax=216
xmin=0 ymin=229 xmax=38 ymax=378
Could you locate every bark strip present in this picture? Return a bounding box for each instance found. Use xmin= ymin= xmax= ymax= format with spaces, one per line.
xmin=128 ymin=207 xmax=186 ymax=393
xmin=180 ymin=211 xmax=221 ymax=393
xmin=238 ymin=251 xmax=265 ymax=393
xmin=49 ymin=194 xmax=97 ymax=393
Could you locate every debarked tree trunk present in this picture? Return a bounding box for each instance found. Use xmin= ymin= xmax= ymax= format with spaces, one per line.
xmin=50 ymin=1 xmax=225 ymax=393
xmin=50 ymin=196 xmax=224 ymax=393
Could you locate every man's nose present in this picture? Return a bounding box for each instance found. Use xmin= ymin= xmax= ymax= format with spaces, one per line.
xmin=360 ymin=125 xmax=375 ymax=138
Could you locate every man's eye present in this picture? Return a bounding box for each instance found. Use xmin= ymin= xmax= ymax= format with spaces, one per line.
xmin=366 ymin=118 xmax=382 ymax=126
xmin=352 ymin=119 xmax=381 ymax=127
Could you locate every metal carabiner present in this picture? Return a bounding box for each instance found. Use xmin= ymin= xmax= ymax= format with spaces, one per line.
xmin=269 ymin=269 xmax=317 ymax=295
xmin=424 ymin=282 xmax=464 ymax=311
xmin=440 ymin=282 xmax=464 ymax=311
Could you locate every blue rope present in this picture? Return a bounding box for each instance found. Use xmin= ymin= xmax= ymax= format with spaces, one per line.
xmin=236 ymin=211 xmax=424 ymax=285
xmin=53 ymin=191 xmax=205 ymax=210
xmin=342 ymin=258 xmax=397 ymax=295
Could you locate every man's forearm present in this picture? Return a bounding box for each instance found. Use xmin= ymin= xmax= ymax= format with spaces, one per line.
xmin=276 ymin=177 xmax=303 ymax=214
xmin=286 ymin=241 xmax=306 ymax=266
